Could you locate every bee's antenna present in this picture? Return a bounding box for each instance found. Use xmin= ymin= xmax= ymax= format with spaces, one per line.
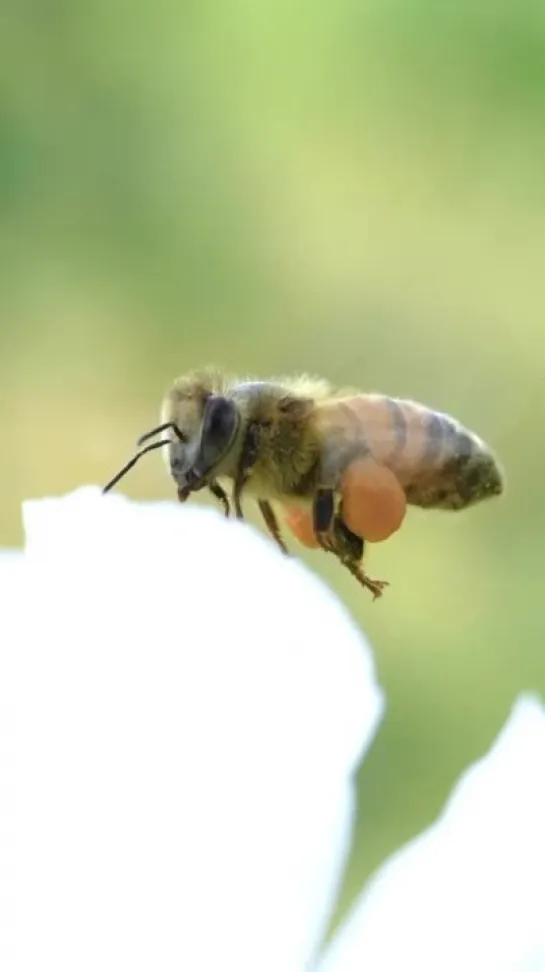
xmin=137 ymin=422 xmax=187 ymax=447
xmin=102 ymin=439 xmax=170 ymax=494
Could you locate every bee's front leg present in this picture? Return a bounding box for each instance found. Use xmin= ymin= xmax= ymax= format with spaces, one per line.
xmin=232 ymin=421 xmax=261 ymax=519
xmin=208 ymin=480 xmax=231 ymax=517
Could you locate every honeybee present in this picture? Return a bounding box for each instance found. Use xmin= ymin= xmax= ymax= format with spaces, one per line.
xmin=103 ymin=367 xmax=505 ymax=599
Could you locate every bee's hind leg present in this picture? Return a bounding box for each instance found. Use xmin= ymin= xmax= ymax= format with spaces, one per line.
xmin=313 ymin=488 xmax=338 ymax=554
xmin=332 ymin=515 xmax=364 ymax=561
xmin=313 ymin=489 xmax=389 ymax=600
xmin=333 ymin=517 xmax=389 ymax=601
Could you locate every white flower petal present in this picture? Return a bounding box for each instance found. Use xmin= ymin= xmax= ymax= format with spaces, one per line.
xmin=0 ymin=550 xmax=24 ymax=583
xmin=0 ymin=552 xmax=21 ymax=966
xmin=10 ymin=487 xmax=383 ymax=972
xmin=317 ymin=694 xmax=545 ymax=972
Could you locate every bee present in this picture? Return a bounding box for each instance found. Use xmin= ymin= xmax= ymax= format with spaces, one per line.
xmin=103 ymin=367 xmax=505 ymax=599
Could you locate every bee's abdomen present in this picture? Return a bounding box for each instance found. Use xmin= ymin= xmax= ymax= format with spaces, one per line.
xmin=339 ymin=396 xmax=505 ymax=511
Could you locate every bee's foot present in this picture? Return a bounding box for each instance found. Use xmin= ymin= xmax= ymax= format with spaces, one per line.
xmin=342 ymin=558 xmax=390 ymax=600
xmin=365 ymin=576 xmax=390 ymax=600
xmin=316 ymin=530 xmax=337 ymax=555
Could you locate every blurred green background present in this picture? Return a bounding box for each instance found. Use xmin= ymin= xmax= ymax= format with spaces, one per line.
xmin=2 ymin=0 xmax=544 ymax=933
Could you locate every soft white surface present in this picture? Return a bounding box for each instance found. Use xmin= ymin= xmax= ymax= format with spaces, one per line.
xmin=0 ymin=552 xmax=21 ymax=969
xmin=6 ymin=490 xmax=543 ymax=972
xmin=317 ymin=694 xmax=545 ymax=972
xmin=3 ymin=486 xmax=383 ymax=972
xmin=0 ymin=549 xmax=23 ymax=580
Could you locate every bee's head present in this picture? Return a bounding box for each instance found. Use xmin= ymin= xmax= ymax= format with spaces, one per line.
xmin=161 ymin=389 xmax=241 ymax=490
xmin=102 ymin=370 xmax=241 ymax=496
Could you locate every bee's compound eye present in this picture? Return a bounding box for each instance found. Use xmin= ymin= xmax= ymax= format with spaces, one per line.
xmin=202 ymin=396 xmax=238 ymax=443
xmin=195 ymin=396 xmax=239 ymax=474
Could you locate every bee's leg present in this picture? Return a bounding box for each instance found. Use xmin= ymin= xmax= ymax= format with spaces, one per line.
xmin=331 ymin=515 xmax=364 ymax=561
xmin=208 ymin=480 xmax=230 ymax=517
xmin=313 ymin=474 xmax=389 ymax=600
xmin=232 ymin=422 xmax=261 ymax=519
xmin=313 ymin=488 xmax=337 ymax=553
xmin=332 ymin=515 xmax=389 ymax=601
xmin=340 ymin=557 xmax=390 ymax=600
xmin=258 ymin=499 xmax=290 ymax=555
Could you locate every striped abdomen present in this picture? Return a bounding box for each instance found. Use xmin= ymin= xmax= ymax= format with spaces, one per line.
xmin=317 ymin=394 xmax=505 ymax=510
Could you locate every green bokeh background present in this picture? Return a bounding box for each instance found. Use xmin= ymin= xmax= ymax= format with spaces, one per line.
xmin=2 ymin=0 xmax=544 ymax=933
